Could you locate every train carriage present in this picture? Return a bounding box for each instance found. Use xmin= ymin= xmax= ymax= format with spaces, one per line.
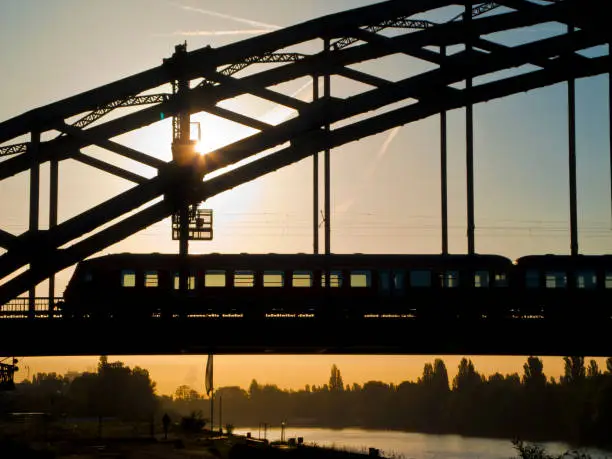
xmin=62 ymin=253 xmax=515 ymax=320
xmin=513 ymin=255 xmax=612 ymax=319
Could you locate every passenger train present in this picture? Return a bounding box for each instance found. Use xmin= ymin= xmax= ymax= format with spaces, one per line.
xmin=59 ymin=253 xmax=612 ymax=320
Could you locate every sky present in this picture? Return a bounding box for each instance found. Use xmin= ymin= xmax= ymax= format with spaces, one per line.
xmin=0 ymin=0 xmax=611 ymax=396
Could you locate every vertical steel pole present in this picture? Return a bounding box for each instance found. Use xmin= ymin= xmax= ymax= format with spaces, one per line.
xmin=175 ymin=44 xmax=191 ymax=296
xmin=49 ymin=158 xmax=58 ymax=314
xmin=568 ymin=23 xmax=578 ymax=256
xmin=324 ymin=38 xmax=331 ymax=256
xmin=440 ymin=45 xmax=449 ymax=255
xmin=609 ymin=41 xmax=612 ymax=225
xmin=313 ymin=75 xmax=320 ymax=255
xmin=29 ymin=130 xmax=40 ymax=317
xmin=465 ymin=2 xmax=475 ymax=255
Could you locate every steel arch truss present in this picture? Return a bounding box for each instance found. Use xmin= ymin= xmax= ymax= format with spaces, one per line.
xmin=0 ymin=0 xmax=609 ymax=308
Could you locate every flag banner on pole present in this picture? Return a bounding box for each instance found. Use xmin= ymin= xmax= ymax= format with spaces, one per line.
xmin=205 ymin=353 xmax=213 ymax=395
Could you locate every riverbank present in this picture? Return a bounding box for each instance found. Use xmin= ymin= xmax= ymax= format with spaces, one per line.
xmin=233 ymin=422 xmax=612 ymax=451
xmin=0 ymin=423 xmax=388 ymax=459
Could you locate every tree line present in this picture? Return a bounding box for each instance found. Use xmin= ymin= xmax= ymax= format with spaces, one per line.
xmin=1 ymin=356 xmax=158 ymax=422
xmin=2 ymin=356 xmax=612 ymax=448
xmin=165 ymin=357 xmax=612 ymax=448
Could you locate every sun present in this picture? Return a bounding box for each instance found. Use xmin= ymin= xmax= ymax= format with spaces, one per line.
xmin=194 ymin=140 xmax=209 ymax=155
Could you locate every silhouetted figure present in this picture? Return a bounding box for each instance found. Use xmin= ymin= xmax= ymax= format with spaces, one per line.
xmin=162 ymin=413 xmax=171 ymax=440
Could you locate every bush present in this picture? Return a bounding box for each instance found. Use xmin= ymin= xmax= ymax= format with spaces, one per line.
xmin=180 ymin=411 xmax=207 ymax=433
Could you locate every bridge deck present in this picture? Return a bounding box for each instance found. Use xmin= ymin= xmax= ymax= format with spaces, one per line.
xmin=0 ymin=317 xmax=609 ymax=357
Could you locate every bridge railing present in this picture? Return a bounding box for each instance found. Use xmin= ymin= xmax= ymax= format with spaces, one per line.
xmin=0 ymin=297 xmax=63 ymax=318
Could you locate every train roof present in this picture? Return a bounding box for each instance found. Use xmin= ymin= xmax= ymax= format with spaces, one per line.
xmin=515 ymin=254 xmax=612 ymax=268
xmin=76 ymin=253 xmax=513 ymax=270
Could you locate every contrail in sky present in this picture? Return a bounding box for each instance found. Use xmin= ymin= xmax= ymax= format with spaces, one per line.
xmin=365 ymin=126 xmax=401 ymax=179
xmin=337 ymin=126 xmax=401 ymax=213
xmin=168 ymin=1 xmax=281 ymax=30
xmin=157 ymin=29 xmax=274 ymax=37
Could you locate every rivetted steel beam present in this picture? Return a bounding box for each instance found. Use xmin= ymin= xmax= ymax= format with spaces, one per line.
xmin=441 ymin=45 xmax=448 ymax=255
xmin=568 ymin=23 xmax=578 ymax=256
xmin=204 ymin=105 xmax=272 ymax=131
xmin=313 ymin=76 xmax=319 ymax=255
xmin=0 ymin=0 xmax=453 ymax=143
xmin=72 ymin=152 xmax=149 ymax=184
xmin=205 ymin=72 xmax=308 ymax=110
xmin=57 ymin=123 xmax=166 ymax=170
xmin=48 ymin=156 xmax=58 ymax=302
xmin=0 ymin=201 xmax=174 ymax=306
xmin=347 ymin=27 xmax=444 ymax=65
xmin=335 ymin=67 xmax=391 ymax=88
xmin=495 ymin=0 xmax=606 ymax=35
xmin=1 ymin=4 xmax=598 ymax=182
xmin=0 ymin=230 xmax=16 ymax=250
xmin=0 ymin=176 xmax=168 ymax=280
xmin=196 ymin=30 xmax=601 ymax=181
xmin=28 ymin=131 xmax=40 ymax=315
xmin=466 ymin=1 xmax=475 ymax=255
xmin=0 ymin=53 xmax=607 ymax=304
xmin=323 ymin=38 xmax=331 ymax=256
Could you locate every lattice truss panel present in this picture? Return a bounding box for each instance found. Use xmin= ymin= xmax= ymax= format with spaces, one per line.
xmin=0 ymin=0 xmax=608 ymax=304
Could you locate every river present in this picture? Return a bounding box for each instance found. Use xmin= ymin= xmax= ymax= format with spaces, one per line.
xmin=233 ymin=427 xmax=612 ymax=459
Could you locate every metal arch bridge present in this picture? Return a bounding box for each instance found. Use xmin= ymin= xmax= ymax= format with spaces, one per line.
xmin=0 ymin=0 xmax=611 ymax=356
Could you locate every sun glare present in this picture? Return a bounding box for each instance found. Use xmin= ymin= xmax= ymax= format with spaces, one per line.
xmin=194 ymin=140 xmax=208 ymax=155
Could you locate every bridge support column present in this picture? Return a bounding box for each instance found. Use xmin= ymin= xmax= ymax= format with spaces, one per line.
xmin=28 ymin=130 xmax=40 ymax=317
xmin=49 ymin=158 xmax=58 ymax=314
xmin=313 ymin=75 xmax=319 ymax=255
xmin=440 ymin=45 xmax=448 ymax=255
xmin=324 ymin=38 xmax=331 ymax=256
xmin=465 ymin=2 xmax=475 ymax=255
xmin=568 ymin=23 xmax=578 ymax=256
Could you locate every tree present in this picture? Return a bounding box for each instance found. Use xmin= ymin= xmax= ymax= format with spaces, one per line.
xmin=452 ymin=358 xmax=482 ymax=392
xmin=175 ymin=385 xmax=200 ymax=401
xmin=587 ymin=360 xmax=601 ymax=378
xmin=329 ymin=364 xmax=344 ymax=392
xmin=522 ymin=356 xmax=546 ymax=388
xmin=248 ymin=379 xmax=260 ymax=397
xmin=561 ymin=357 xmax=585 ymax=385
xmin=419 ymin=363 xmax=434 ymax=386
xmin=432 ymin=359 xmax=450 ymax=393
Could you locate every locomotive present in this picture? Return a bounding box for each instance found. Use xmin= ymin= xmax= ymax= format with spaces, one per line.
xmin=60 ymin=253 xmax=612 ymax=320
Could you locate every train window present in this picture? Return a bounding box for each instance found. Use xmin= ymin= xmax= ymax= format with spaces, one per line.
xmin=474 ymin=270 xmax=489 ymax=288
xmin=576 ymin=271 xmax=597 ymax=289
xmin=264 ymin=271 xmax=284 ymax=287
xmin=321 ymin=271 xmax=342 ymax=288
xmin=144 ymin=271 xmax=158 ymax=288
xmin=393 ymin=270 xmax=406 ymax=290
xmin=442 ymin=271 xmax=459 ymax=288
xmin=121 ymin=270 xmax=136 ymax=288
xmin=379 ymin=270 xmax=391 ymax=293
xmin=605 ymin=272 xmax=612 ymax=288
xmin=173 ymin=273 xmax=195 ymax=290
xmin=526 ymin=270 xmax=539 ymax=288
xmin=205 ymin=270 xmax=226 ymax=287
xmin=235 ymin=270 xmax=254 ymax=287
xmin=409 ymin=270 xmax=429 ymax=287
xmin=350 ymin=271 xmax=371 ymax=288
xmin=292 ymin=271 xmax=312 ymax=287
xmin=494 ymin=273 xmax=508 ymax=287
xmin=83 ymin=272 xmax=93 ymax=282
xmin=545 ymin=271 xmax=567 ymax=288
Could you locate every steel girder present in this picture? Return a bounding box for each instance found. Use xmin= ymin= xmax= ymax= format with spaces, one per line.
xmin=0 ymin=0 xmax=608 ymax=305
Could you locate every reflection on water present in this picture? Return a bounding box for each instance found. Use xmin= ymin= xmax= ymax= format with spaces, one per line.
xmin=234 ymin=427 xmax=612 ymax=459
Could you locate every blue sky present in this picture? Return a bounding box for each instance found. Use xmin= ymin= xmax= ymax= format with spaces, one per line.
xmin=0 ymin=0 xmax=610 ymax=393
